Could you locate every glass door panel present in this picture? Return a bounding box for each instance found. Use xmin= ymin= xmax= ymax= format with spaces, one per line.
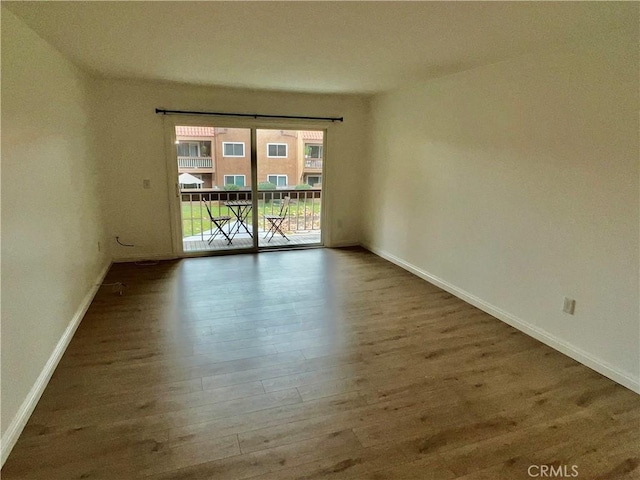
xmin=176 ymin=126 xmax=255 ymax=253
xmin=256 ymin=129 xmax=323 ymax=248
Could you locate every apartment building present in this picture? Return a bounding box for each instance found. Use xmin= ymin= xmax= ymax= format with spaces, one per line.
xmin=176 ymin=127 xmax=323 ymax=189
xmin=175 ymin=126 xmax=215 ymax=187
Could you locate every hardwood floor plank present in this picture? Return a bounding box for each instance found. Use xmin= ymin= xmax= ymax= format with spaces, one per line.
xmin=237 ymin=384 xmax=460 ymax=455
xmin=453 ymin=424 xmax=639 ymax=480
xmin=146 ymin=429 xmax=362 ymax=480
xmin=241 ymin=444 xmax=414 ymax=480
xmin=2 ymin=432 xmax=240 ymax=480
xmin=438 ymin=410 xmax=604 ymax=477
xmin=30 ymin=381 xmax=266 ymax=427
xmin=96 ymin=388 xmax=303 ymax=438
xmin=29 ymin=377 xmax=204 ymax=415
xmin=351 ymin=455 xmax=456 ymax=480
xmin=167 ymin=391 xmax=370 ymax=446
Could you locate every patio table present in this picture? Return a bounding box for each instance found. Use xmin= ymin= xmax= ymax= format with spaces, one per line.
xmin=225 ymin=200 xmax=253 ymax=240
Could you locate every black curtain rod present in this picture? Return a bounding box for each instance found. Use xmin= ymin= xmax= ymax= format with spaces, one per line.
xmin=155 ymin=108 xmax=343 ymax=122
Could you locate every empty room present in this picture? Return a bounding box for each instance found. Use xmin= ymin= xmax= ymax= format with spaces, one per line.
xmin=1 ymin=2 xmax=638 ymax=479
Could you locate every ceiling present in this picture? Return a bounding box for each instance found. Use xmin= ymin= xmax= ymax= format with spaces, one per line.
xmin=5 ymin=1 xmax=637 ymax=95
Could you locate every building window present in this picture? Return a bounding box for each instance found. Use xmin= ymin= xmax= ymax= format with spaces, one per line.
xmin=305 ymin=144 xmax=323 ymax=158
xmin=222 ymin=142 xmax=245 ymax=157
xmin=267 ymin=143 xmax=288 ymax=158
xmin=177 ymin=142 xmax=200 ymax=157
xmin=267 ymin=175 xmax=287 ymax=187
xmin=224 ymin=175 xmax=245 ymax=187
xmin=306 ymin=175 xmax=321 ymax=187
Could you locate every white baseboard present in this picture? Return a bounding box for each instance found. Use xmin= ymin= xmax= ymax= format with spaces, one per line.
xmin=362 ymin=243 xmax=640 ymax=394
xmin=0 ymin=260 xmax=112 ymax=466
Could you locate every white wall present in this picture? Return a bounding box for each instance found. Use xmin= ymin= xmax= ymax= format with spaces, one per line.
xmin=363 ymin=29 xmax=639 ymax=391
xmin=91 ymin=79 xmax=369 ymax=260
xmin=1 ymin=9 xmax=110 ymax=458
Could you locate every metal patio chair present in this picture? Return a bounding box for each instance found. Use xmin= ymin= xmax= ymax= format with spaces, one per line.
xmin=264 ymin=196 xmax=291 ymax=242
xmin=202 ymin=199 xmax=233 ymax=245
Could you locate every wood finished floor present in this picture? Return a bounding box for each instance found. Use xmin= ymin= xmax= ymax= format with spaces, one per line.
xmin=2 ymin=248 xmax=638 ymax=479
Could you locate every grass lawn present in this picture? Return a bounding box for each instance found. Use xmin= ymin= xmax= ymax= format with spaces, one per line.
xmin=181 ymin=200 xmax=321 ymax=238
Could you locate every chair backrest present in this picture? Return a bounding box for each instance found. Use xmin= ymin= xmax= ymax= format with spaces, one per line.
xmin=278 ymin=196 xmax=291 ymax=217
xmin=202 ymin=198 xmax=214 ymax=220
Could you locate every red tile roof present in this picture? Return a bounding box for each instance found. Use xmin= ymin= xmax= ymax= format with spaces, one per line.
xmin=301 ymin=131 xmax=324 ymax=140
xmin=175 ymin=126 xmax=216 ymax=137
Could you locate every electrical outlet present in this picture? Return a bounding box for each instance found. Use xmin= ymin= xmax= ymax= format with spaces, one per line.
xmin=143 ymin=179 xmax=151 ymax=189
xmin=563 ymin=297 xmax=576 ymax=315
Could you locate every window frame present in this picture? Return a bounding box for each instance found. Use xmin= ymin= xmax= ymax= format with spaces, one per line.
xmin=267 ymin=174 xmax=288 ymax=187
xmin=224 ymin=174 xmax=246 ymax=187
xmin=305 ymin=144 xmax=323 ymax=159
xmin=306 ymin=175 xmax=321 ymax=186
xmin=177 ymin=141 xmax=201 ymax=157
xmin=266 ymin=143 xmax=288 ymax=158
xmin=222 ymin=142 xmax=245 ymax=157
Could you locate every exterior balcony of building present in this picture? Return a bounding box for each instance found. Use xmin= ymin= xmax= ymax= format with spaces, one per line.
xmin=177 ymin=156 xmax=213 ymax=169
xmin=303 ymin=158 xmax=323 ymax=172
xmin=180 ymin=188 xmax=322 ymax=252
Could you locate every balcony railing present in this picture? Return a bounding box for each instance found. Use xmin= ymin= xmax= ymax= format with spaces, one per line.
xmin=178 ymin=156 xmax=213 ymax=168
xmin=304 ymin=159 xmax=323 ymax=169
xmin=180 ymin=188 xmax=322 ymax=240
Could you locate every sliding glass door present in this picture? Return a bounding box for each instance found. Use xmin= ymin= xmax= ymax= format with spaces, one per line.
xmin=172 ymin=124 xmax=324 ymax=254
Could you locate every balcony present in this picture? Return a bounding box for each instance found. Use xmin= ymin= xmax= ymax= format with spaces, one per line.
xmin=304 ymin=158 xmax=323 ymax=170
xmin=178 ymin=156 xmax=213 ymax=169
xmin=180 ymin=188 xmax=322 ymax=251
